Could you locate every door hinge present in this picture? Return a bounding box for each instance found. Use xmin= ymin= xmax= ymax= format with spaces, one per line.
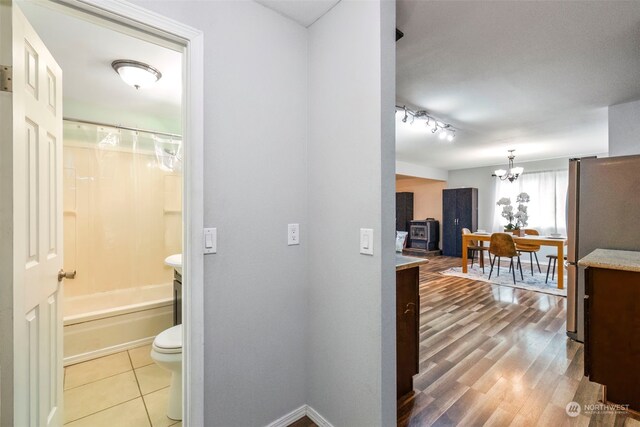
xmin=1 ymin=65 xmax=12 ymax=93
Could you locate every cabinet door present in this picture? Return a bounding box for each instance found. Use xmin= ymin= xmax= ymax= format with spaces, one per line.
xmin=584 ymin=267 xmax=592 ymax=377
xmin=396 ymin=267 xmax=419 ymax=398
xmin=442 ymin=190 xmax=457 ymax=256
xmin=454 ymin=225 xmax=462 ymax=257
xmin=586 ymin=267 xmax=640 ymax=411
xmin=396 ymin=192 xmax=413 ymax=232
xmin=457 ymin=188 xmax=473 ymax=230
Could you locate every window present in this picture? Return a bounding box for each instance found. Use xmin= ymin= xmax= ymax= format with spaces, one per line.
xmin=492 ymin=170 xmax=568 ymax=235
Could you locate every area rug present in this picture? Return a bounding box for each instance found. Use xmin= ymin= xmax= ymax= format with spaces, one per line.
xmin=440 ymin=263 xmax=567 ymax=297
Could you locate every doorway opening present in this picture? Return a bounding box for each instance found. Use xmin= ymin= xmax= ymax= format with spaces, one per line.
xmin=19 ymin=2 xmax=184 ymax=424
xmin=2 ymin=1 xmax=203 ymax=425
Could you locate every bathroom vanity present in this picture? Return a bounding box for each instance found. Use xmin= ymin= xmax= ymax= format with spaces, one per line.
xmin=164 ymin=254 xmax=183 ymax=326
xmin=396 ymin=254 xmax=428 ymax=399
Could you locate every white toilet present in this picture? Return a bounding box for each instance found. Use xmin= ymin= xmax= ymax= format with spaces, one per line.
xmin=150 ymin=324 xmax=182 ymax=420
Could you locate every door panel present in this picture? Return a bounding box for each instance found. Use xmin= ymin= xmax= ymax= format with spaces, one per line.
xmin=457 ymin=188 xmax=471 ymax=230
xmin=442 ymin=189 xmax=457 ymax=256
xmin=396 ymin=267 xmax=419 ymax=398
xmin=25 ymin=119 xmax=39 ymax=265
xmin=8 ymin=4 xmax=64 ymax=426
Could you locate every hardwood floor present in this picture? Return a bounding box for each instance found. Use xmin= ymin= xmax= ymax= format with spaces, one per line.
xmin=287 ymin=416 xmax=317 ymax=427
xmin=398 ymin=256 xmax=640 ymax=427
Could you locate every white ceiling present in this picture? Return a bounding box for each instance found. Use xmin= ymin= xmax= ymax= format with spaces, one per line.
xmin=255 ymin=0 xmax=341 ymax=27
xmin=18 ymin=2 xmax=182 ymax=133
xmin=396 ymin=1 xmax=640 ymax=170
xmin=18 ymin=1 xmax=640 ymax=165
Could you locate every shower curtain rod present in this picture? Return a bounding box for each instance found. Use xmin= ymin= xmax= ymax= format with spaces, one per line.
xmin=63 ymin=117 xmax=182 ymax=139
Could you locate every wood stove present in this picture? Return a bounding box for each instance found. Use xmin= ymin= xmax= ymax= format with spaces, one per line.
xmin=409 ymin=219 xmax=439 ymax=251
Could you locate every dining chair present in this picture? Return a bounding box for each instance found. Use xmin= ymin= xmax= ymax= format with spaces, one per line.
xmin=488 ymin=233 xmax=523 ymax=284
xmin=545 ymin=255 xmax=568 ymax=283
xmin=515 ymin=229 xmax=541 ymax=275
xmin=462 ymin=228 xmax=489 ymax=273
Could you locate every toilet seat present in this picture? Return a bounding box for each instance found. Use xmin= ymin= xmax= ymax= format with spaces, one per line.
xmin=153 ymin=324 xmax=182 ymax=354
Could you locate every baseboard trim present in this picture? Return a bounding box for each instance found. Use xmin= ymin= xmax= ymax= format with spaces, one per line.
xmin=63 ymin=336 xmax=155 ymax=366
xmin=265 ymin=405 xmax=334 ymax=427
xmin=305 ymin=406 xmax=333 ymax=427
xmin=265 ymin=405 xmax=307 ymax=427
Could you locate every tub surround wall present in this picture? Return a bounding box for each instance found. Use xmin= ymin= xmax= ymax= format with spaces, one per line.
xmin=63 ymin=126 xmax=182 ymax=300
xmin=62 ymin=123 xmax=180 ymax=364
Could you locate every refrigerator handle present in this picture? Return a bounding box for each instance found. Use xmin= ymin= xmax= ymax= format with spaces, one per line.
xmin=567 ymin=262 xmax=577 ymax=333
xmin=567 ymin=159 xmax=579 ymax=263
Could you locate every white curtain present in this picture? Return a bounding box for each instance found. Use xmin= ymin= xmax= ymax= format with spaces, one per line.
xmin=491 ymin=170 xmax=568 ymax=236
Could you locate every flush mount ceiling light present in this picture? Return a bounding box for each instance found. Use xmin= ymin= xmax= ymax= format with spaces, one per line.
xmin=395 ymin=105 xmax=456 ymax=142
xmin=492 ymin=149 xmax=524 ymax=182
xmin=111 ymin=60 xmax=162 ymax=90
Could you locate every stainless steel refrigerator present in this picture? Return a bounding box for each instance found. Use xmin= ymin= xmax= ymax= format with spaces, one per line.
xmin=566 ymin=155 xmax=640 ymax=342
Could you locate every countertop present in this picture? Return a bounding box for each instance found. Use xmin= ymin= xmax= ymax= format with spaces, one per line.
xmin=396 ymin=254 xmax=429 ymax=271
xmin=578 ymin=249 xmax=640 ymax=272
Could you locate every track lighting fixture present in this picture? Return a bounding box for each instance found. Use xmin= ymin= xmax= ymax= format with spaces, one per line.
xmin=395 ymin=105 xmax=456 ymax=141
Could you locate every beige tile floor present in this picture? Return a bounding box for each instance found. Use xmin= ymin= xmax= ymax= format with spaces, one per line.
xmin=64 ymin=344 xmax=181 ymax=427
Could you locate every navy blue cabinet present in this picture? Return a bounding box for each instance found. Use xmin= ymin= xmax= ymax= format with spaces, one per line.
xmin=396 ymin=192 xmax=414 ymax=232
xmin=442 ymin=188 xmax=478 ymax=257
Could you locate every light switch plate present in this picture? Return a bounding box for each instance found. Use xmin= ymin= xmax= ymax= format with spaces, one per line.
xmin=288 ymin=223 xmax=300 ymax=246
xmin=204 ymin=228 xmax=217 ymax=254
xmin=360 ymin=228 xmax=374 ymax=255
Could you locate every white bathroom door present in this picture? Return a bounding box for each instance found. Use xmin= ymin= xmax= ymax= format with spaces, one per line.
xmin=1 ymin=3 xmax=64 ymax=426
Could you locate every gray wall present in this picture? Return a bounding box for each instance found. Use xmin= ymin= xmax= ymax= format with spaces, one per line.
xmin=130 ymin=1 xmax=396 ymax=426
xmin=307 ymin=1 xmax=395 ymax=426
xmin=201 ymin=6 xmax=309 ymax=426
xmin=131 ymin=2 xmax=309 ymax=426
xmin=609 ymin=100 xmax=640 ymax=156
xmin=448 ymin=157 xmax=574 ymax=232
xmin=448 ymin=157 xmax=577 ymax=259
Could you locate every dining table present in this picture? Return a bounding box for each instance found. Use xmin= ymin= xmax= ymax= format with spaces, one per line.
xmin=461 ymin=232 xmax=568 ymax=289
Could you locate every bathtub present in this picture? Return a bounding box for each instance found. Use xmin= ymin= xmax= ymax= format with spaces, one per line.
xmin=63 ymin=283 xmax=174 ymax=366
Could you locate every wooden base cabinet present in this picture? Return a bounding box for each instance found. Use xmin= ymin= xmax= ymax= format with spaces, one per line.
xmin=585 ymin=267 xmax=640 ymax=412
xmin=396 ymin=266 xmax=419 ymax=398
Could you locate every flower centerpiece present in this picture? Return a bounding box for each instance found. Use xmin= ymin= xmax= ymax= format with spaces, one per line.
xmin=497 ymin=197 xmax=516 ymax=230
xmin=497 ymin=192 xmax=530 ymax=232
xmin=514 ymin=192 xmax=530 ymax=228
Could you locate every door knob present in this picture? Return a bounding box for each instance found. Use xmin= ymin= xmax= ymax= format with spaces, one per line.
xmin=58 ymin=269 xmax=77 ymax=282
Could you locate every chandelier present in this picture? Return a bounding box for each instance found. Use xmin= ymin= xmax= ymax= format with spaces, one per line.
xmin=493 ymin=150 xmax=524 ymax=182
xmin=396 ymin=105 xmax=456 ymax=141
